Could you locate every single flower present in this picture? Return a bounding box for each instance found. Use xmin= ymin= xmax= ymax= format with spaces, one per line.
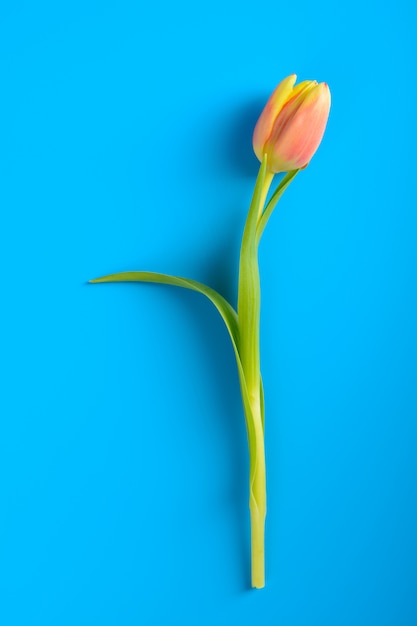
xmin=253 ymin=74 xmax=331 ymax=173
xmin=90 ymin=73 xmax=331 ymax=590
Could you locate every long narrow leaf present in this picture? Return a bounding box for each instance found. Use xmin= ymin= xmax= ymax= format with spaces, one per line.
xmin=256 ymin=169 xmax=299 ymax=244
xmin=90 ymin=271 xmax=264 ymax=492
xmin=90 ymin=271 xmax=239 ymax=348
xmin=260 ymin=377 xmax=265 ymax=431
xmin=237 ymin=155 xmax=268 ymax=388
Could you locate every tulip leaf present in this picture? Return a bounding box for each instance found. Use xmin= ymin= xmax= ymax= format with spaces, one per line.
xmin=260 ymin=376 xmax=265 ymax=430
xmin=90 ymin=270 xmax=239 ymax=347
xmin=89 ymin=270 xmax=263 ymax=476
xmin=237 ymin=155 xmax=268 ymax=390
xmin=256 ymin=169 xmax=299 ymax=244
xmin=236 ymin=155 xmax=272 ymax=530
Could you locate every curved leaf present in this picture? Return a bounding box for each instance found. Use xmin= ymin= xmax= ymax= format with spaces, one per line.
xmin=90 ymin=271 xmax=239 ymax=348
xmin=237 ymin=155 xmax=269 ymax=387
xmin=260 ymin=376 xmax=265 ymax=431
xmin=256 ymin=169 xmax=299 ymax=244
xmin=89 ymin=270 xmax=264 ymax=497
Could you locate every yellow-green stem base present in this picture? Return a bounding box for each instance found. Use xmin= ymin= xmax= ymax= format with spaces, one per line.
xmin=250 ymin=508 xmax=265 ymax=588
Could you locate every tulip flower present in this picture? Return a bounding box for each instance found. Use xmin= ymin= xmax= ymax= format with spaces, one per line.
xmin=90 ymin=74 xmax=330 ymax=590
xmin=253 ymin=74 xmax=331 ymax=173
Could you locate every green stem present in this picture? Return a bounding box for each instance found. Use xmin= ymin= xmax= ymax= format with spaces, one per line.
xmin=251 ymin=493 xmax=266 ymax=588
xmin=248 ymin=402 xmax=267 ymax=588
xmin=237 ymin=157 xmax=274 ymax=588
xmin=238 ymin=164 xmax=274 ymax=394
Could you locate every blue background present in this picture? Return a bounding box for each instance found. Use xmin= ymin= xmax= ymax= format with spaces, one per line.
xmin=0 ymin=1 xmax=416 ymax=624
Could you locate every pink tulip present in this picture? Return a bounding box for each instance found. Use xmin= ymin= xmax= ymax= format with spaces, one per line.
xmin=253 ymin=74 xmax=331 ymax=173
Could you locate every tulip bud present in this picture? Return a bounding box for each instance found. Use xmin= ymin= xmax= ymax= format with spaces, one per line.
xmin=253 ymin=74 xmax=331 ymax=173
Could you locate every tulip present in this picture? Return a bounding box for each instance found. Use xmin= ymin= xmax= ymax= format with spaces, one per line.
xmin=253 ymin=74 xmax=331 ymax=173
xmin=91 ymin=72 xmax=331 ymax=591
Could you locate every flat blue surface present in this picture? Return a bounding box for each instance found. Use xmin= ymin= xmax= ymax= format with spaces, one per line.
xmin=1 ymin=1 xmax=416 ymax=624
